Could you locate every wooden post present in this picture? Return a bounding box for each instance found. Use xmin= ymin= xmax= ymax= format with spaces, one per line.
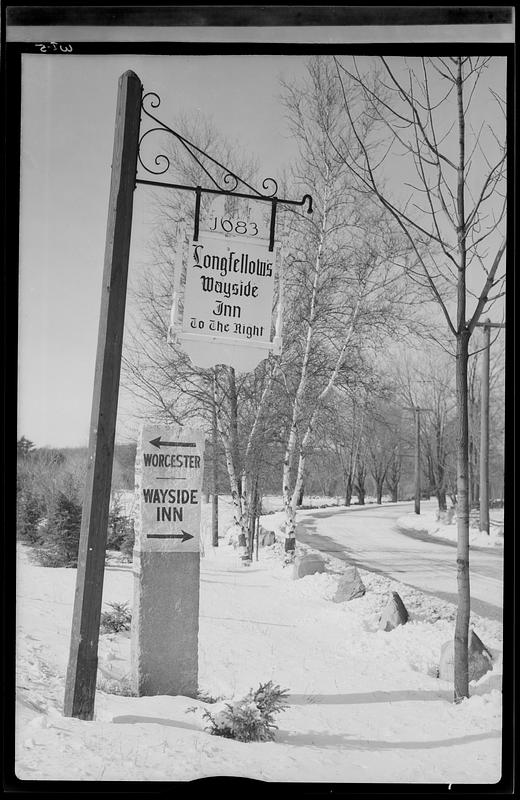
xmin=414 ymin=406 xmax=421 ymax=515
xmin=63 ymin=71 xmax=142 ymax=719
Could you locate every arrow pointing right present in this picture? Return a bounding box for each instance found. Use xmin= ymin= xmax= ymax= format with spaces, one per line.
xmin=146 ymin=530 xmax=194 ymax=542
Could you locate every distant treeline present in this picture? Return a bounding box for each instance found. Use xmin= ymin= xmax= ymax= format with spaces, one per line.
xmin=59 ymin=443 xmax=138 ymax=490
xmin=17 ymin=437 xmax=137 ymax=490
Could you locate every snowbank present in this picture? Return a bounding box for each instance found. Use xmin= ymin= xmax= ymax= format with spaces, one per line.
xmin=15 ymin=501 xmax=503 ymax=784
xmin=396 ymin=508 xmax=504 ymax=549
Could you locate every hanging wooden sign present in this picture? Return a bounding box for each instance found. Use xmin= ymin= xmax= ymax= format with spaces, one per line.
xmin=169 ymin=230 xmax=283 ymax=371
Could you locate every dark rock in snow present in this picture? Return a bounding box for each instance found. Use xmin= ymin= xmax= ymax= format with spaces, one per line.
xmin=293 ymin=553 xmax=326 ymax=579
xmin=378 ymin=591 xmax=409 ymax=631
xmin=332 ymin=565 xmax=366 ymax=602
xmin=439 ymin=629 xmax=493 ymax=683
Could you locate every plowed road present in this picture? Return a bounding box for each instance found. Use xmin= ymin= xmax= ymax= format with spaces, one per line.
xmin=296 ymin=501 xmax=504 ymax=622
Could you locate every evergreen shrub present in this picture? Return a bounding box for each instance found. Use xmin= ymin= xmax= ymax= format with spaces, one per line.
xmin=107 ymin=508 xmax=135 ymax=561
xmin=100 ymin=601 xmax=132 ymax=634
xmin=16 ymin=488 xmax=46 ymax=544
xmin=202 ymin=681 xmax=290 ymax=742
xmin=31 ymin=491 xmax=82 ymax=567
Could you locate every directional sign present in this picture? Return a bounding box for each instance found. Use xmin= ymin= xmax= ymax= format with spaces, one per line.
xmin=136 ymin=424 xmax=205 ymax=553
xmin=172 ymin=230 xmax=283 ymax=372
xmin=182 ymin=231 xmax=275 ymax=343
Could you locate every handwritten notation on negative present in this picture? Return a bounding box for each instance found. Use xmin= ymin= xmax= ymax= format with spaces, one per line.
xmin=34 ymin=43 xmax=73 ymax=53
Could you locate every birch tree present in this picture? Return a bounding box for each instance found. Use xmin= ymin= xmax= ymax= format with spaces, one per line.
xmin=212 ymin=360 xmax=279 ymax=558
xmin=277 ymin=57 xmax=412 ymax=556
xmin=122 ymin=115 xmax=278 ymax=552
xmin=333 ymin=55 xmax=506 ymax=701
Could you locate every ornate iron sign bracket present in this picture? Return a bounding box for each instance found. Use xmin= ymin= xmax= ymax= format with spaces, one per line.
xmin=135 ymin=91 xmax=313 ymax=251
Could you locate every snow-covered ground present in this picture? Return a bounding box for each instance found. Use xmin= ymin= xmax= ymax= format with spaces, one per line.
xmin=15 ymin=497 xmax=503 ymax=783
xmin=396 ymin=507 xmax=504 ymax=549
xmin=291 ymin=500 xmax=503 ymax=624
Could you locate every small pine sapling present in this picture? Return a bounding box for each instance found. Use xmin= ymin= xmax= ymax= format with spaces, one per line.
xmin=202 ymin=681 xmax=290 ymax=743
xmin=100 ymin=601 xmax=132 ymax=633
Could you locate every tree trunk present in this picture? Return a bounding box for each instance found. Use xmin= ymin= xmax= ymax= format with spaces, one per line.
xmin=468 ymin=437 xmax=479 ymax=508
xmin=220 ymin=432 xmax=242 ymax=526
xmin=281 ymin=189 xmax=327 ymax=551
xmin=228 ymin=367 xmax=240 ymax=494
xmin=453 ymin=57 xmax=471 ymax=703
xmin=436 ymin=489 xmax=447 ymax=512
xmin=454 ymin=331 xmax=471 ymax=702
xmin=227 ymin=367 xmax=251 ymax=553
xmin=211 ymin=377 xmax=219 ymax=547
xmin=344 ymin=475 xmax=352 ymax=506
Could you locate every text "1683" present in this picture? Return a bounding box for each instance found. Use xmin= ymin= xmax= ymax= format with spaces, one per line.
xmin=209 ymin=217 xmax=259 ymax=236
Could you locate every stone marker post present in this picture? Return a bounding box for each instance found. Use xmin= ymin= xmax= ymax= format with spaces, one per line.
xmin=131 ymin=423 xmax=205 ymax=697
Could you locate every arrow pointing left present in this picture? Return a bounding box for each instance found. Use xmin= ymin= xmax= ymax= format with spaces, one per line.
xmin=149 ymin=437 xmax=196 ymax=449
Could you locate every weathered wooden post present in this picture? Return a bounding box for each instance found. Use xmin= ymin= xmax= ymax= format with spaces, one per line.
xmin=63 ymin=71 xmax=142 ymax=719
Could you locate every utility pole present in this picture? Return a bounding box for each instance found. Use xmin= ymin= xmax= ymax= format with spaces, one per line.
xmin=404 ymin=406 xmax=430 ymax=515
xmin=475 ymin=319 xmax=505 ymax=534
xmin=64 ymin=71 xmax=142 ymax=719
xmin=414 ymin=406 xmax=421 ymax=515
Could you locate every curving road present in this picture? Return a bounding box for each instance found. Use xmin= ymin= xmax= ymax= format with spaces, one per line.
xmin=295 ymin=500 xmax=504 ymax=622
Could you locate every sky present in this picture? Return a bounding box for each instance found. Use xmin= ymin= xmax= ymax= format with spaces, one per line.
xmin=18 ymin=52 xmax=309 ymax=448
xmin=16 ymin=36 xmax=510 ymax=449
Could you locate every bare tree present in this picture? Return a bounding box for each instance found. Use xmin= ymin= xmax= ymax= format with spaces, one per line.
xmin=393 ymin=349 xmax=458 ymax=512
xmin=385 ymin=442 xmax=402 ymax=503
xmin=122 ymin=116 xmax=279 ymax=552
xmin=329 ymin=389 xmax=368 ymax=506
xmin=467 ymin=354 xmax=481 ymax=508
xmin=365 ymin=400 xmax=403 ymax=504
xmin=333 ymin=55 xmax=506 ymax=701
xmin=277 ymin=57 xmax=412 ymax=556
xmin=467 ymin=328 xmax=506 ymax=508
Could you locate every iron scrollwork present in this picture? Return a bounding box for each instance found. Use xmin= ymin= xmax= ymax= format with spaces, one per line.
xmin=136 ymin=90 xmax=312 ymax=250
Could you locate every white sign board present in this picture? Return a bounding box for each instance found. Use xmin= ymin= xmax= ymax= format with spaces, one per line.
xmin=174 ymin=231 xmax=281 ymax=371
xmin=136 ymin=425 xmax=205 ymax=553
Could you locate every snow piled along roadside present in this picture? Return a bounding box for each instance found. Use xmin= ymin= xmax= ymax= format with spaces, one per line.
xmin=15 ymin=500 xmax=502 ymax=784
xmin=396 ymin=508 xmax=504 ymax=549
